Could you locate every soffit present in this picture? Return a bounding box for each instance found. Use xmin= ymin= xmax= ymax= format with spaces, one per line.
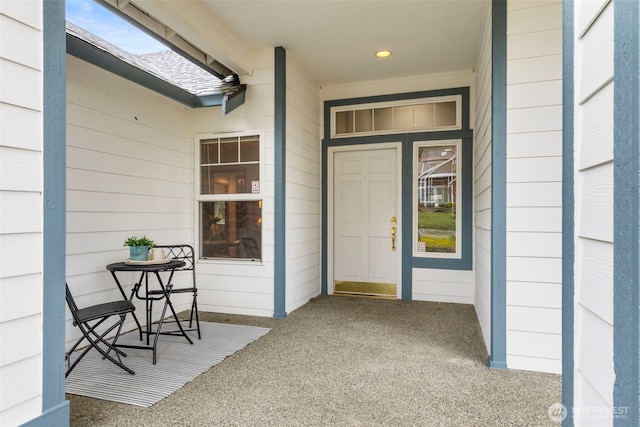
xmin=132 ymin=0 xmax=489 ymax=87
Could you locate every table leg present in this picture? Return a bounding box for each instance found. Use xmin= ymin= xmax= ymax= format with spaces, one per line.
xmin=110 ymin=270 xmax=144 ymax=341
xmin=150 ymin=270 xmax=193 ymax=364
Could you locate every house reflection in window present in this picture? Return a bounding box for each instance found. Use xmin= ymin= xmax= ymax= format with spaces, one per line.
xmin=200 ymin=200 xmax=262 ymax=260
xmin=416 ymin=143 xmax=458 ymax=254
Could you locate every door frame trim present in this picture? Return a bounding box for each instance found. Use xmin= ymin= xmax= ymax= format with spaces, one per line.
xmin=327 ymin=142 xmax=403 ymax=298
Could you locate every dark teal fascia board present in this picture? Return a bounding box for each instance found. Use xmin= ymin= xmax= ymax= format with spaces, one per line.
xmin=561 ymin=0 xmax=575 ymax=425
xmin=40 ymin=0 xmax=70 ymax=425
xmin=195 ymin=93 xmax=224 ymax=107
xmin=613 ymin=0 xmax=640 ymax=424
xmin=273 ymin=46 xmax=287 ymax=319
xmin=489 ymin=0 xmax=508 ymax=371
xmin=222 ymin=85 xmax=247 ymax=115
xmin=67 ymin=34 xmax=199 ymax=106
xmin=66 ymin=34 xmax=242 ymax=111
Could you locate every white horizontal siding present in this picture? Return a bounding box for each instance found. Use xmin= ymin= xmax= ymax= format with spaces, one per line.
xmin=577 ymin=82 xmax=613 ymax=169
xmin=413 ymin=268 xmax=474 ymax=304
xmin=575 ymin=307 xmax=615 ymax=406
xmin=473 ymin=2 xmax=492 ymax=355
xmin=0 ymin=356 xmax=42 ymax=425
xmin=573 ymin=0 xmax=614 ymax=416
xmin=507 ymin=257 xmax=561 ymax=284
xmin=575 ymin=1 xmax=613 ymax=103
xmin=507 ymin=55 xmax=562 ymax=85
xmin=0 ymin=103 xmax=41 ymax=151
xmin=507 ymin=232 xmax=562 ymax=258
xmin=507 ymin=305 xmax=561 ymax=334
xmin=65 ymin=55 xmax=194 ymax=345
xmin=506 ymin=330 xmax=561 ymax=373
xmin=0 ymin=192 xmax=41 ymax=234
xmin=576 ymin=239 xmax=613 ymax=324
xmin=507 ymin=281 xmax=561 ymax=309
xmin=0 ymin=315 xmax=42 ymax=366
xmin=0 ymin=147 xmax=42 ymax=191
xmin=0 ymin=2 xmax=43 ymax=425
xmin=507 ymin=105 xmax=562 ymax=133
xmin=0 ymin=13 xmax=41 ymax=69
xmin=507 ymin=207 xmax=562 ymax=232
xmin=507 ymin=80 xmax=562 ymax=109
xmin=574 ymin=371 xmax=614 ymax=427
xmin=507 ymin=182 xmax=562 ymax=207
xmin=190 ymin=49 xmax=277 ymax=316
xmin=507 ymin=29 xmax=562 ymax=60
xmin=0 ymin=59 xmax=41 ymax=111
xmin=507 ymin=2 xmax=562 ymax=35
xmin=0 ymin=275 xmax=42 ymax=323
xmin=505 ymin=0 xmax=562 ymax=373
xmin=0 ymin=1 xmax=40 ymax=28
xmin=506 ymin=131 xmax=562 ymax=159
xmin=285 ymin=52 xmax=321 ymax=317
xmin=506 ymin=157 xmax=562 ymax=182
xmin=576 ymin=162 xmax=613 ymax=242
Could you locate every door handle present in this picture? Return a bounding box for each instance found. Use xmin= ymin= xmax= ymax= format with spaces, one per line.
xmin=391 ymin=226 xmax=397 ymax=251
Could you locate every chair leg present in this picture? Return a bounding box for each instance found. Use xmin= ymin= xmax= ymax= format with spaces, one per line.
xmin=190 ymin=295 xmax=201 ymax=340
xmin=66 ymin=317 xmax=135 ymax=377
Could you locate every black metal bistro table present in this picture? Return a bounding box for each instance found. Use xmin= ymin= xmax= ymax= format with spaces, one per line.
xmin=106 ymin=259 xmax=193 ymax=364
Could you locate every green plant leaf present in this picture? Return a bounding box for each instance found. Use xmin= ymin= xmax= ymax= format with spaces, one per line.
xmin=123 ymin=235 xmax=155 ymax=247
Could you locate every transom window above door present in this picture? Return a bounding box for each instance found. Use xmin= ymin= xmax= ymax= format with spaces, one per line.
xmin=330 ymin=95 xmax=461 ymax=138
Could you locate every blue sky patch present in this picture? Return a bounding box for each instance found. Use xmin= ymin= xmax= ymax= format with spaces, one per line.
xmin=66 ymin=0 xmax=167 ymax=54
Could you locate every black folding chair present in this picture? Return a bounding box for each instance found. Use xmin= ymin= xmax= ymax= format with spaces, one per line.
xmin=65 ymin=283 xmax=136 ymax=377
xmin=147 ymin=244 xmax=201 ymax=339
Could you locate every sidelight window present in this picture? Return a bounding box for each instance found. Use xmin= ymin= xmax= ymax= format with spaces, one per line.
xmin=413 ymin=140 xmax=462 ymax=258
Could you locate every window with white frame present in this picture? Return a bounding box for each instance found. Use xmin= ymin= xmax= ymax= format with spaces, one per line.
xmin=413 ymin=140 xmax=462 ymax=259
xmin=196 ymin=132 xmax=262 ymax=261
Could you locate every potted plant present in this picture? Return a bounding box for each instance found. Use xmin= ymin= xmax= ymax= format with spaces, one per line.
xmin=123 ymin=235 xmax=155 ymax=261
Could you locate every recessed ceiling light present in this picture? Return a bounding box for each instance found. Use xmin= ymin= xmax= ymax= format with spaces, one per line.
xmin=375 ymin=50 xmax=392 ymax=58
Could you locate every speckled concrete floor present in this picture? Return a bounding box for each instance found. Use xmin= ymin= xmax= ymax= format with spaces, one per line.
xmin=67 ymin=295 xmax=561 ymax=426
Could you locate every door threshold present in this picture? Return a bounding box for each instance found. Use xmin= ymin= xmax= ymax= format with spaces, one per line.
xmin=333 ymin=292 xmax=397 ymax=300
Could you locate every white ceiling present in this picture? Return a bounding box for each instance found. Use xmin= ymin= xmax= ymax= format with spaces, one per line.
xmin=137 ymin=0 xmax=489 ymax=87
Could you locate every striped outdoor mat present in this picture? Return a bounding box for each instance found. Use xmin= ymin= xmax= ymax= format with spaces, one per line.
xmin=65 ymin=321 xmax=270 ymax=407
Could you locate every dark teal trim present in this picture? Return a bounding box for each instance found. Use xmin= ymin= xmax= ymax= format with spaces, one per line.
xmin=273 ymin=47 xmax=287 ymax=319
xmin=67 ymin=34 xmax=202 ymax=107
xmin=222 ymin=85 xmax=247 ymax=115
xmin=322 ymin=87 xmax=473 ymax=298
xmin=489 ymin=0 xmax=507 ymax=370
xmin=20 ymin=401 xmax=70 ymax=427
xmin=67 ymin=33 xmax=246 ymax=111
xmin=40 ymin=0 xmax=70 ymax=425
xmin=321 ymin=138 xmax=329 ymax=294
xmin=562 ymin=0 xmax=575 ymax=425
xmin=613 ymin=0 xmax=640 ymax=424
xmin=401 ymin=137 xmax=412 ymax=299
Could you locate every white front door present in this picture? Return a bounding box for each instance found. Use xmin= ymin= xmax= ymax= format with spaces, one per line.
xmin=330 ymin=144 xmax=401 ymax=297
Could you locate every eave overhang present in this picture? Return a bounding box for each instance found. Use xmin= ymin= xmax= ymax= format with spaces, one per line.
xmin=66 ymin=33 xmax=246 ymax=113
